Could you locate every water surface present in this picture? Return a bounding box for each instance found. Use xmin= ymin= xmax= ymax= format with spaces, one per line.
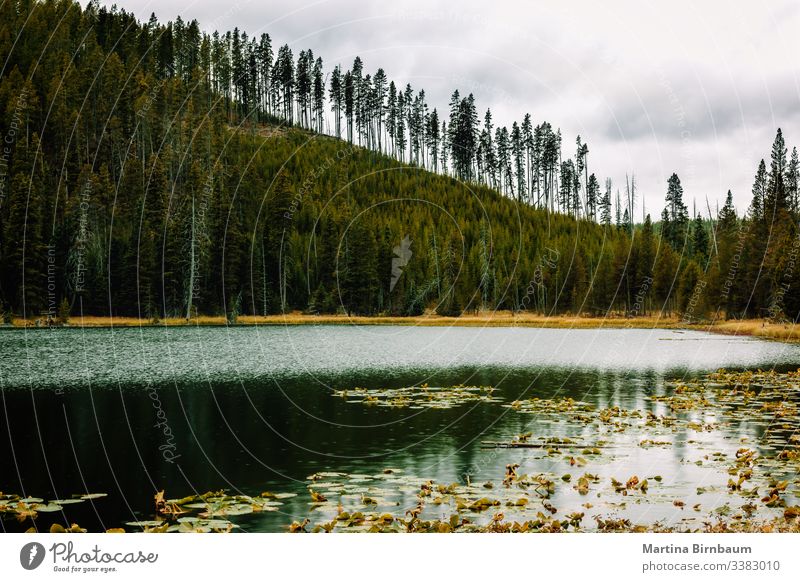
xmin=1 ymin=326 xmax=799 ymax=532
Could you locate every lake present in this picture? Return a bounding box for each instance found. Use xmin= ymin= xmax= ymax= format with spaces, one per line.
xmin=2 ymin=325 xmax=800 ymax=532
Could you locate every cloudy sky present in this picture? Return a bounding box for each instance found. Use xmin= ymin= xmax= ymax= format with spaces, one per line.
xmin=100 ymin=0 xmax=800 ymax=216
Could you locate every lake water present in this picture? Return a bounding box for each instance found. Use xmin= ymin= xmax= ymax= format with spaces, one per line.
xmin=2 ymin=325 xmax=799 ymax=532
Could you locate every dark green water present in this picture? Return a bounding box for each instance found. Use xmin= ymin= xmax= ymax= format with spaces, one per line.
xmin=2 ymin=325 xmax=799 ymax=532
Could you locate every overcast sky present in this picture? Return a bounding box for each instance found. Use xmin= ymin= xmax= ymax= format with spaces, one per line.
xmin=98 ymin=0 xmax=800 ymax=217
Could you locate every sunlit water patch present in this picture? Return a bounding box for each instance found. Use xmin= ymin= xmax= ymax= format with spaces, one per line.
xmin=2 ymin=326 xmax=800 ymax=389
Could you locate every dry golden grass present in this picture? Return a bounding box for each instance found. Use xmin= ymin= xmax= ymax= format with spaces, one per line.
xmin=12 ymin=311 xmax=681 ymax=328
xmin=10 ymin=315 xmax=228 ymax=327
xmin=706 ymin=319 xmax=800 ymax=342
xmin=239 ymin=312 xmax=685 ymax=329
xmin=11 ymin=315 xmax=149 ymax=327
xmin=9 ymin=311 xmax=798 ymax=342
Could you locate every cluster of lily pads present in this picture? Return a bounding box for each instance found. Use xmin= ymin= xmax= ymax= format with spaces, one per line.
xmin=503 ymin=397 xmax=595 ymax=423
xmin=0 ymin=492 xmax=106 ymax=524
xmin=501 ymin=396 xmax=699 ymax=437
xmin=289 ymin=467 xmax=594 ymax=533
xmin=285 ymin=461 xmax=800 ymax=533
xmin=412 ymin=368 xmax=800 ymax=532
xmin=332 ymin=383 xmax=500 ymax=409
xmin=122 ymin=489 xmax=299 ymax=533
xmin=657 ymin=370 xmax=800 ymax=523
xmin=0 ymin=488 xmax=301 ymax=534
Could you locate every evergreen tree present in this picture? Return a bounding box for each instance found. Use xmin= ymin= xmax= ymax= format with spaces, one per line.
xmin=329 ymin=65 xmax=343 ymax=138
xmin=600 ymin=179 xmax=612 ymax=227
xmin=586 ymin=174 xmax=599 ymax=221
xmin=764 ymin=128 xmax=789 ymax=219
xmin=788 ymin=146 xmax=799 ymax=215
xmin=312 ymin=57 xmax=325 ymax=132
xmin=511 ymin=122 xmax=526 ymax=202
xmin=715 ymin=190 xmax=740 ymax=318
xmin=749 ymin=160 xmax=767 ymax=222
xmin=663 ymin=173 xmax=689 ymax=250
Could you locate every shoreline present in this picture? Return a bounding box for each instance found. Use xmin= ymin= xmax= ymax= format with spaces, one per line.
xmin=5 ymin=312 xmax=799 ymax=342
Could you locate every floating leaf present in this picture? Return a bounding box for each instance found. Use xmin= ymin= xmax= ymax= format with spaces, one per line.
xmin=32 ymin=503 xmax=63 ymax=513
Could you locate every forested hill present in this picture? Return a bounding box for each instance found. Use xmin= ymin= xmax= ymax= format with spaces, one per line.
xmin=0 ymin=0 xmax=798 ymax=322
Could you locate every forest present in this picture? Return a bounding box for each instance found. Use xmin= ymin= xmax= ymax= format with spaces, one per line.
xmin=0 ymin=0 xmax=798 ymax=322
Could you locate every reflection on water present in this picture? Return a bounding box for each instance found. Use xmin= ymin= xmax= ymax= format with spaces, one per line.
xmin=1 ymin=326 xmax=799 ymax=532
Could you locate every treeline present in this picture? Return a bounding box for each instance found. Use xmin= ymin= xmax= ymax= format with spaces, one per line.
xmin=48 ymin=0 xmax=614 ymax=216
xmin=0 ymin=0 xmax=798 ymax=322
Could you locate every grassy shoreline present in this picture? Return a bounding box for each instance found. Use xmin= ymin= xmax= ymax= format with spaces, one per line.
xmin=5 ymin=312 xmax=799 ymax=342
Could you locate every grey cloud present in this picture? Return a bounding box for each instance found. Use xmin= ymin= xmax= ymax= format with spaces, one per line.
xmin=602 ymin=68 xmax=800 ymax=143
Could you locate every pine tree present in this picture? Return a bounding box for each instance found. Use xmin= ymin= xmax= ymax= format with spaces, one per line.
xmin=511 ymin=121 xmax=525 ymax=203
xmin=749 ymin=160 xmax=767 ymax=222
xmin=257 ymin=33 xmax=273 ymax=115
xmin=764 ymin=128 xmax=789 ymax=219
xmin=426 ymin=108 xmax=440 ymax=172
xmin=737 ymin=161 xmax=770 ymax=317
xmin=575 ymin=136 xmax=588 ymax=215
xmin=788 ymin=146 xmax=799 ymax=215
xmin=296 ymin=49 xmax=311 ymax=128
xmin=600 ymin=179 xmax=612 ymax=227
xmin=329 ymin=65 xmax=343 ymax=138
xmin=344 ymin=70 xmax=354 ymax=142
xmin=560 ymin=160 xmax=576 ymax=215
xmin=715 ymin=190 xmax=740 ymax=318
xmin=763 ymin=129 xmax=796 ymax=317
xmin=663 ymin=173 xmax=689 ymax=250
xmin=274 ymin=44 xmax=294 ymax=123
xmin=312 ymin=57 xmax=325 ymax=132
xmin=372 ymin=68 xmax=387 ymax=152
xmin=586 ymin=174 xmax=599 ymax=221
xmin=718 ymin=190 xmax=737 ymax=232
xmin=521 ymin=113 xmax=534 ymax=198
